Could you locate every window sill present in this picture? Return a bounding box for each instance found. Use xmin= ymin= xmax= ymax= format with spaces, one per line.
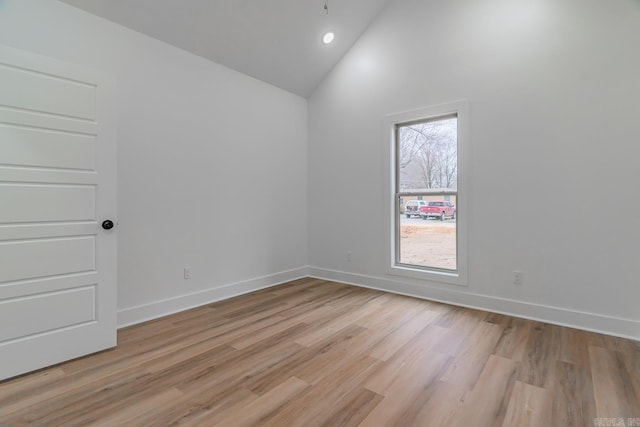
xmin=387 ymin=264 xmax=468 ymax=287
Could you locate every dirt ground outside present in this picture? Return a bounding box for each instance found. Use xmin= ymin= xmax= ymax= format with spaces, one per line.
xmin=399 ymin=217 xmax=456 ymax=270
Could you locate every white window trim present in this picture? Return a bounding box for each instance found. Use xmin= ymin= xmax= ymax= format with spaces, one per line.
xmin=382 ymin=100 xmax=469 ymax=287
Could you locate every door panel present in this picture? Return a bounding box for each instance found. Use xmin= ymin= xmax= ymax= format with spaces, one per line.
xmin=0 ymin=184 xmax=95 ymax=223
xmin=0 ymin=62 xmax=96 ymax=119
xmin=0 ymin=271 xmax=98 ymax=300
xmin=0 ymin=123 xmax=96 ymax=170
xmin=0 ymin=286 xmax=96 ymax=342
xmin=0 ymin=46 xmax=116 ymax=381
xmin=0 ymin=236 xmax=95 ymax=282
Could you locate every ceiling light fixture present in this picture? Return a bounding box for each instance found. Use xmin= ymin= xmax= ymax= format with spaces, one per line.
xmin=321 ymin=0 xmax=334 ymax=45
xmin=322 ymin=31 xmax=335 ymax=44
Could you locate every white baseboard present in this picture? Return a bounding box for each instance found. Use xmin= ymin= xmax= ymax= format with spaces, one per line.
xmin=308 ymin=266 xmax=640 ymax=341
xmin=117 ymin=267 xmax=309 ymax=328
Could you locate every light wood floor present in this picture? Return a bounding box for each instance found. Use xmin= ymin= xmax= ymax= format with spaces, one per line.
xmin=1 ymin=278 xmax=638 ymax=426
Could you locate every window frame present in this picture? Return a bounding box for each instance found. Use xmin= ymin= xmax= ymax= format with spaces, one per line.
xmin=383 ymin=100 xmax=469 ymax=286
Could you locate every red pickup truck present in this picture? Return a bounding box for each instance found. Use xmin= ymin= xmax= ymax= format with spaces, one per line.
xmin=419 ymin=201 xmax=456 ymax=221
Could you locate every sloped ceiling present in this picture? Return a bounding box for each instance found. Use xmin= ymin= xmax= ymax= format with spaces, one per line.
xmin=59 ymin=0 xmax=394 ymax=97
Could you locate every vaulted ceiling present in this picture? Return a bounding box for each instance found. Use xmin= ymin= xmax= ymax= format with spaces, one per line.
xmin=60 ymin=0 xmax=394 ymax=97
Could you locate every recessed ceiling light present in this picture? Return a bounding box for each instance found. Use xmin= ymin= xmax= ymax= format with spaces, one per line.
xmin=322 ymin=32 xmax=335 ymax=45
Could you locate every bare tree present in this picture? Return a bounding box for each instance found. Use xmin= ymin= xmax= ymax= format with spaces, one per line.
xmin=397 ymin=126 xmax=426 ymax=190
xmin=398 ymin=127 xmax=422 ymax=170
xmin=432 ymin=129 xmax=457 ymax=188
xmin=398 ymin=118 xmax=457 ymax=190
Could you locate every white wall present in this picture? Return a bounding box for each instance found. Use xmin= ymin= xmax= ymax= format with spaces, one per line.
xmin=308 ymin=0 xmax=640 ymax=338
xmin=0 ymin=0 xmax=308 ymax=325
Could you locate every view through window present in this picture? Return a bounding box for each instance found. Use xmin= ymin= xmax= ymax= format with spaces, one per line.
xmin=395 ymin=114 xmax=458 ymax=271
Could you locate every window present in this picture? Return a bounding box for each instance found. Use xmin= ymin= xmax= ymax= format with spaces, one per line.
xmin=384 ymin=101 xmax=468 ymax=286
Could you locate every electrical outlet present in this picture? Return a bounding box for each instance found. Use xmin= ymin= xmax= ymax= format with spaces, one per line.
xmin=184 ymin=266 xmax=191 ymax=280
xmin=347 ymin=251 xmax=352 ymax=262
xmin=512 ymin=270 xmax=523 ymax=285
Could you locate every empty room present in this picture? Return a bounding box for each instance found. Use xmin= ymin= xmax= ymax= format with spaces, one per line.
xmin=0 ymin=0 xmax=638 ymax=425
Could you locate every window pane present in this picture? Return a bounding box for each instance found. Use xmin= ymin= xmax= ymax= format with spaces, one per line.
xmin=396 ymin=116 xmax=457 ymax=271
xmin=397 ymin=117 xmax=457 ymax=191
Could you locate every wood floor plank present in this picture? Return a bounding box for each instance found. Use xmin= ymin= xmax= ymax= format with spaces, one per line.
xmin=2 ymin=367 xmax=153 ymax=425
xmin=429 ymin=307 xmax=489 ymax=357
xmin=229 ymin=315 xmax=308 ymax=350
xmin=174 ymin=388 xmax=259 ymax=426
xmin=141 ymin=338 xmax=237 ymax=374
xmin=0 ymin=360 xmax=149 ymax=420
xmin=366 ymin=380 xmax=468 ymax=427
xmin=293 ymin=297 xmax=383 ymax=347
xmin=558 ymin=327 xmax=591 ymax=367
xmin=86 ymin=387 xmax=184 ymax=427
xmin=139 ymin=385 xmax=259 ymax=426
xmin=363 ymin=325 xmax=449 ymax=395
xmin=0 ymin=367 xmax=65 ymax=403
xmin=0 ymin=277 xmax=637 ymax=427
xmin=322 ymin=387 xmax=384 ymax=427
xmin=260 ymin=354 xmax=381 ymax=427
xmin=212 ymin=376 xmax=310 ymax=427
xmin=502 ymin=380 xmax=552 ymax=427
xmin=434 ymin=306 xmax=488 ymax=330
xmin=553 ymin=360 xmax=597 ymax=427
xmin=277 ymin=288 xmax=366 ymax=326
xmin=518 ymin=322 xmax=561 ymax=389
xmin=440 ymin=321 xmax=503 ymax=389
xmin=353 ymin=294 xmax=419 ymax=329
xmin=589 ymin=345 xmax=640 ymax=419
xmin=358 ymin=351 xmax=452 ymax=426
xmin=627 ymin=341 xmax=640 ymax=399
xmin=243 ymin=324 xmax=367 ymax=393
xmin=448 ymin=355 xmax=518 ymax=427
xmin=175 ymin=339 xmax=305 ymax=397
xmin=366 ymin=307 xmax=439 ymax=361
xmin=291 ymin=325 xmax=372 ymax=385
xmin=490 ymin=315 xmax=532 ymax=362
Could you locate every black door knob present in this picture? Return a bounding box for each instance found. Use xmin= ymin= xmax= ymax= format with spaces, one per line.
xmin=102 ymin=220 xmax=114 ymax=230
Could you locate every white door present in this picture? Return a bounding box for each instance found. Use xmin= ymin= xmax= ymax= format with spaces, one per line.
xmin=0 ymin=46 xmax=117 ymax=380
